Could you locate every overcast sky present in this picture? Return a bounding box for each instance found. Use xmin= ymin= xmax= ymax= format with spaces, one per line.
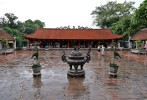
xmin=0 ymin=0 xmax=144 ymax=28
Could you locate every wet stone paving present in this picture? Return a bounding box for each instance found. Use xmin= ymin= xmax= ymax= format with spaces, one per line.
xmin=0 ymin=49 xmax=147 ymax=100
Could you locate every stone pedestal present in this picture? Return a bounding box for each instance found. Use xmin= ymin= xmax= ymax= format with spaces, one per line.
xmin=62 ymin=47 xmax=91 ymax=78
xmin=67 ymin=70 xmax=85 ymax=77
xmin=32 ymin=66 xmax=41 ymax=77
xmin=33 ymin=72 xmax=41 ymax=77
xmin=109 ymin=67 xmax=118 ymax=78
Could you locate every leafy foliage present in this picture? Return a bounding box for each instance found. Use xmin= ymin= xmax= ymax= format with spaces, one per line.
xmin=135 ymin=40 xmax=142 ymax=49
xmin=91 ymin=1 xmax=135 ymax=28
xmin=4 ymin=13 xmax=18 ymax=28
xmin=0 ymin=38 xmax=9 ymax=49
xmin=31 ymin=41 xmax=40 ymax=60
xmin=32 ymin=62 xmax=41 ymax=68
xmin=109 ymin=41 xmax=121 ymax=67
xmin=23 ymin=19 xmax=45 ymax=34
xmin=133 ymin=0 xmax=147 ymax=29
xmin=109 ymin=62 xmax=119 ymax=68
xmin=91 ymin=1 xmax=147 ymax=41
xmin=0 ymin=13 xmax=45 ymax=48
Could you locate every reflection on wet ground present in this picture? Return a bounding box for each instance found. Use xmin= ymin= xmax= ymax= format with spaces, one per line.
xmin=0 ymin=49 xmax=147 ymax=100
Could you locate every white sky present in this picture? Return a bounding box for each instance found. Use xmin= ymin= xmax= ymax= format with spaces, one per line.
xmin=0 ymin=0 xmax=144 ymax=28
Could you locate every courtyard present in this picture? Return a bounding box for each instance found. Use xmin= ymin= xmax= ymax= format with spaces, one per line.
xmin=0 ymin=49 xmax=147 ymax=100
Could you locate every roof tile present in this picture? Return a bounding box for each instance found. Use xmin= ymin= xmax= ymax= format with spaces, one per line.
xmin=25 ymin=28 xmax=123 ymax=40
xmin=131 ymin=28 xmax=147 ymax=40
xmin=0 ymin=28 xmax=14 ymax=41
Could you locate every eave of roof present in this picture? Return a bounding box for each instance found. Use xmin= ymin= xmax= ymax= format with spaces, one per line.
xmin=131 ymin=28 xmax=147 ymax=40
xmin=24 ymin=28 xmax=123 ymax=40
xmin=0 ymin=28 xmax=14 ymax=41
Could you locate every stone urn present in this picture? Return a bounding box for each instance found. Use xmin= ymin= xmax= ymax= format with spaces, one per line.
xmin=61 ymin=47 xmax=91 ymax=77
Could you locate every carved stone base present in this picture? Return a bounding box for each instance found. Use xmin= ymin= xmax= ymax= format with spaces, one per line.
xmin=109 ymin=67 xmax=118 ymax=78
xmin=67 ymin=70 xmax=85 ymax=77
xmin=33 ymin=72 xmax=41 ymax=77
xmin=109 ymin=72 xmax=117 ymax=78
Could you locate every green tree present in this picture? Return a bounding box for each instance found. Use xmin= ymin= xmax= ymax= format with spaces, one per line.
xmin=0 ymin=38 xmax=9 ymax=49
xmin=0 ymin=13 xmax=45 ymax=48
xmin=23 ymin=19 xmax=45 ymax=34
xmin=3 ymin=27 xmax=22 ymax=36
xmin=91 ymin=1 xmax=135 ymax=28
xmin=0 ymin=17 xmax=7 ymax=27
xmin=16 ymin=21 xmax=24 ymax=32
xmin=135 ymin=40 xmax=142 ymax=49
xmin=133 ymin=0 xmax=147 ymax=29
xmin=4 ymin=13 xmax=18 ymax=29
xmin=110 ymin=0 xmax=147 ymax=39
xmin=110 ymin=15 xmax=133 ymax=36
xmin=34 ymin=20 xmax=45 ymax=29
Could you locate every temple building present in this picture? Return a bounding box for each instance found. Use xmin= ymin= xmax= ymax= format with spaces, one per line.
xmin=131 ymin=28 xmax=147 ymax=41
xmin=24 ymin=28 xmax=123 ymax=48
xmin=0 ymin=28 xmax=14 ymax=49
xmin=130 ymin=28 xmax=147 ymax=49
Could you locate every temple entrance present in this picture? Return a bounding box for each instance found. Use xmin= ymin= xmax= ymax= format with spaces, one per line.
xmin=41 ymin=41 xmax=48 ymax=48
xmin=60 ymin=40 xmax=68 ymax=48
xmin=69 ymin=40 xmax=79 ymax=48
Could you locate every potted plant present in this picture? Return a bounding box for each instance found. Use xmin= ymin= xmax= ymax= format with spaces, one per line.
xmin=109 ymin=41 xmax=121 ymax=77
xmin=31 ymin=42 xmax=41 ymax=77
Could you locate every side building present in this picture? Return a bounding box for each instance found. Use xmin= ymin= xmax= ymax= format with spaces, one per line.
xmin=131 ymin=28 xmax=147 ymax=49
xmin=0 ymin=28 xmax=15 ymax=49
xmin=24 ymin=28 xmax=123 ymax=48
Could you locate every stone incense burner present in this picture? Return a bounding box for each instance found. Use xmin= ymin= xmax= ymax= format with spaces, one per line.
xmin=62 ymin=47 xmax=91 ymax=77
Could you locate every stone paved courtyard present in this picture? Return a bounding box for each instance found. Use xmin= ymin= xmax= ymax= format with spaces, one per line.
xmin=0 ymin=49 xmax=147 ymax=100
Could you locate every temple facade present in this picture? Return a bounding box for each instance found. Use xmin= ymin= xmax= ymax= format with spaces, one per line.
xmin=24 ymin=28 xmax=123 ymax=48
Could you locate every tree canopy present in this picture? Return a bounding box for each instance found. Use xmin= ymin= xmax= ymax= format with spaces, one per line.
xmin=22 ymin=19 xmax=45 ymax=34
xmin=91 ymin=0 xmax=147 ymax=41
xmin=133 ymin=0 xmax=147 ymax=29
xmin=91 ymin=1 xmax=136 ymax=28
xmin=110 ymin=0 xmax=147 ymax=38
xmin=0 ymin=13 xmax=45 ymax=47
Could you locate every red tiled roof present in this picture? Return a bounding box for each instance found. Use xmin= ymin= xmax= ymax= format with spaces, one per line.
xmin=131 ymin=28 xmax=147 ymax=40
xmin=0 ymin=28 xmax=14 ymax=41
xmin=25 ymin=28 xmax=123 ymax=40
